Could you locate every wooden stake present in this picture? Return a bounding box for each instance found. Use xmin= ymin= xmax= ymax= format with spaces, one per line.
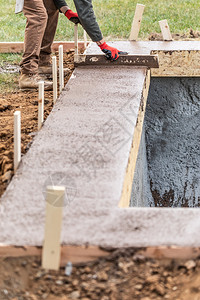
xmin=74 ymin=24 xmax=78 ymax=55
xmin=129 ymin=3 xmax=145 ymax=41
xmin=83 ymin=30 xmax=87 ymax=49
xmin=59 ymin=45 xmax=64 ymax=93
xmin=52 ymin=56 xmax=57 ymax=104
xmin=42 ymin=186 xmax=65 ymax=270
xmin=159 ymin=19 xmax=173 ymax=41
xmin=38 ymin=81 xmax=44 ymax=130
xmin=14 ymin=111 xmax=21 ymax=173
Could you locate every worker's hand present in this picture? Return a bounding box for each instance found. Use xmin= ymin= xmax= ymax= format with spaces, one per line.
xmin=65 ymin=9 xmax=80 ymax=24
xmin=99 ymin=42 xmax=127 ymax=61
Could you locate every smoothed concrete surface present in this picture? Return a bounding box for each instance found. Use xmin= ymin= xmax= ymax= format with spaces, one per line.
xmin=0 ymin=65 xmax=147 ymax=246
xmin=1 ymin=41 xmax=200 ymax=248
xmin=87 ymin=41 xmax=200 ymax=55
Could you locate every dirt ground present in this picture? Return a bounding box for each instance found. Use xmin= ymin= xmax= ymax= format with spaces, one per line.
xmin=1 ymin=249 xmax=200 ymax=300
xmin=148 ymin=29 xmax=200 ymax=41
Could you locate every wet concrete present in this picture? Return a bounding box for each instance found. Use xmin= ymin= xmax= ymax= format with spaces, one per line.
xmin=1 ymin=41 xmax=200 ymax=248
xmin=0 ymin=64 xmax=148 ymax=246
xmin=87 ymin=41 xmax=200 ymax=55
xmin=131 ymin=78 xmax=200 ymax=208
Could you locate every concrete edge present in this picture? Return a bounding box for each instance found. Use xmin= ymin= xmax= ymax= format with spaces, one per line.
xmin=119 ymin=69 xmax=151 ymax=207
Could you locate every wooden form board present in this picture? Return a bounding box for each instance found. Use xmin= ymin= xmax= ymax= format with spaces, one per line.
xmin=74 ymin=54 xmax=159 ymax=68
xmin=0 ymin=41 xmax=88 ymax=53
xmin=118 ymin=69 xmax=151 ymax=208
xmin=159 ymin=20 xmax=173 ymax=41
xmin=0 ymin=246 xmax=110 ymax=266
xmin=1 ymin=246 xmax=200 ymax=262
xmin=129 ymin=4 xmax=145 ymax=41
xmin=42 ymin=186 xmax=65 ymax=270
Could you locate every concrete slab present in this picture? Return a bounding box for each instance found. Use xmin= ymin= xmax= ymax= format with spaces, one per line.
xmin=1 ymin=41 xmax=200 ymax=248
xmin=86 ymin=41 xmax=200 ymax=55
xmin=0 ymin=64 xmax=148 ymax=246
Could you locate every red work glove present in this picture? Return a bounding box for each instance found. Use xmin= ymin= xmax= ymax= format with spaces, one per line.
xmin=99 ymin=42 xmax=127 ymax=61
xmin=65 ymin=9 xmax=80 ymax=24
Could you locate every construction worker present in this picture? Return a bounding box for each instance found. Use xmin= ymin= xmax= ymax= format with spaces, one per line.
xmin=16 ymin=0 xmax=125 ymax=90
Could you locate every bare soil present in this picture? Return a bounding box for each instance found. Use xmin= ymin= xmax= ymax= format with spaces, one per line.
xmin=148 ymin=29 xmax=200 ymax=41
xmin=1 ymin=249 xmax=200 ymax=300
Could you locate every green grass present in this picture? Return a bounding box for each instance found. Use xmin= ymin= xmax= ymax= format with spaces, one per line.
xmin=0 ymin=0 xmax=200 ymax=41
xmin=0 ymin=53 xmax=22 ymax=66
xmin=0 ymin=53 xmax=22 ymax=93
xmin=0 ymin=73 xmax=18 ymax=93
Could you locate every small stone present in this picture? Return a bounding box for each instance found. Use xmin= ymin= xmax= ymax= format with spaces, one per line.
xmin=146 ymin=275 xmax=159 ymax=284
xmin=135 ymin=284 xmax=143 ymax=290
xmin=56 ymin=280 xmax=63 ymax=285
xmin=97 ymin=271 xmax=108 ymax=281
xmin=72 ymin=279 xmax=79 ymax=286
xmin=30 ymin=295 xmax=39 ymax=300
xmin=32 ymin=262 xmax=38 ymax=268
xmin=154 ymin=284 xmax=165 ymax=296
xmin=70 ymin=290 xmax=80 ymax=299
xmin=44 ymin=274 xmax=52 ymax=280
xmin=184 ymin=260 xmax=196 ymax=270
xmin=167 ymin=276 xmax=173 ymax=283
xmin=80 ymin=282 xmax=88 ymax=288
xmin=35 ymin=270 xmax=45 ymax=279
xmin=21 ymin=260 xmax=27 ymax=267
xmin=1 ymin=170 xmax=12 ymax=183
xmin=133 ymin=254 xmax=145 ymax=262
xmin=172 ymin=286 xmax=178 ymax=291
xmin=15 ymin=267 xmax=20 ymax=274
xmin=84 ymin=267 xmax=91 ymax=273
xmin=96 ymin=283 xmax=106 ymax=290
xmin=3 ymin=289 xmax=8 ymax=295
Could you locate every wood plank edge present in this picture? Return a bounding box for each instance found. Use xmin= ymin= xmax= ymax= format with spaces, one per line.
xmin=0 ymin=41 xmax=89 ymax=53
xmin=0 ymin=245 xmax=110 ymax=266
xmin=1 ymin=245 xmax=200 ymax=262
xmin=118 ymin=69 xmax=151 ymax=208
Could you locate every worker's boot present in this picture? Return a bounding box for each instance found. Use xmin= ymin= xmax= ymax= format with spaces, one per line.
xmin=39 ymin=62 xmax=71 ymax=79
xmin=38 ymin=62 xmax=52 ymax=79
xmin=19 ymin=73 xmax=53 ymax=91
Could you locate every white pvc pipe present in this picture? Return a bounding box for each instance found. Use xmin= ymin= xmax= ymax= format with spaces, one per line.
xmin=38 ymin=81 xmax=44 ymax=130
xmin=59 ymin=45 xmax=64 ymax=93
xmin=83 ymin=30 xmax=87 ymax=49
xmin=14 ymin=111 xmax=21 ymax=173
xmin=52 ymin=56 xmax=57 ymax=104
xmin=74 ymin=24 xmax=78 ymax=55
